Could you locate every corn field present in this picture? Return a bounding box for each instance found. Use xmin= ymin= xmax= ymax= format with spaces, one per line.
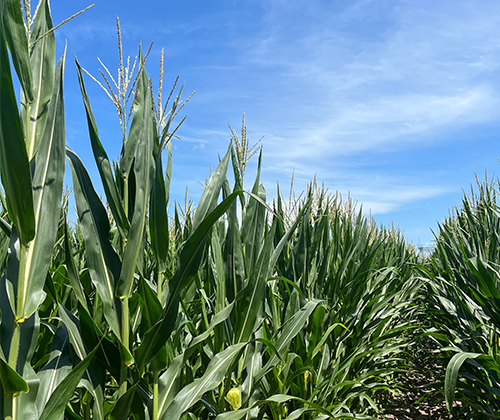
xmin=0 ymin=2 xmax=499 ymax=419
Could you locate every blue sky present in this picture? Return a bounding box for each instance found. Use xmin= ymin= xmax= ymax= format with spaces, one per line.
xmin=48 ymin=0 xmax=500 ymax=246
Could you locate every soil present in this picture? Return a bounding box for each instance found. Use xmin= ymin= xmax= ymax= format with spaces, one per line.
xmin=380 ymin=343 xmax=461 ymax=420
xmin=381 ymin=365 xmax=451 ymax=420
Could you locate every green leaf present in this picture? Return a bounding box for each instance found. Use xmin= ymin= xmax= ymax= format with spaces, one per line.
xmin=21 ymin=48 xmax=66 ymax=320
xmin=116 ymin=70 xmax=153 ymax=299
xmin=109 ymin=384 xmax=137 ymax=420
xmin=191 ymin=144 xmax=231 ymax=232
xmin=160 ymin=343 xmax=246 ymax=420
xmin=241 ymin=150 xmax=265 ymax=274
xmin=64 ymin=219 xmax=88 ymax=311
xmin=223 ymin=180 xmax=245 ymax=304
xmin=120 ymin=47 xmax=147 ymax=179
xmin=138 ymin=277 xmax=163 ymax=332
xmin=0 ymin=17 xmax=35 ymax=245
xmin=66 ymin=147 xmax=121 ymax=338
xmin=1 ymin=0 xmax=34 ymax=102
xmin=444 ymin=351 xmax=481 ymax=412
xmin=257 ymin=299 xmax=322 ymax=380
xmin=36 ymin=324 xmax=72 ymax=414
xmin=22 ymin=0 xmax=55 ymax=160
xmin=0 ymin=357 xmax=28 ymax=396
xmin=157 ymin=354 xmax=183 ymax=416
xmin=135 ymin=191 xmax=242 ymax=369
xmin=150 ymin=151 xmax=169 ymax=275
xmin=75 ymin=58 xmax=129 ymax=237
xmin=38 ymin=345 xmax=98 ymax=420
xmin=234 ymin=221 xmax=277 ymax=344
xmin=78 ymin=303 xmax=121 ymax=382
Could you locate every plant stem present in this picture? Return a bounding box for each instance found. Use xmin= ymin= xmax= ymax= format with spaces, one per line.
xmin=152 ymin=269 xmax=162 ymax=420
xmin=157 ymin=268 xmax=162 ymax=300
xmin=123 ymin=176 xmax=129 ymax=221
xmin=6 ymin=244 xmax=26 ymax=420
xmin=3 ymin=394 xmax=15 ymax=420
xmin=8 ymin=324 xmax=21 ymax=369
xmin=119 ymin=296 xmax=129 ymax=397
xmin=15 ymin=244 xmax=30 ymax=324
xmin=152 ymin=359 xmax=159 ymax=420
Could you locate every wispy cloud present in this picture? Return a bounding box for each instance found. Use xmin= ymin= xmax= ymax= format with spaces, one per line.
xmin=56 ymin=0 xmax=500 ymax=244
xmin=209 ymin=0 xmax=500 ymax=227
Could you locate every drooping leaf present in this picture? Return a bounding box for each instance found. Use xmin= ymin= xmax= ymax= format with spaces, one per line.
xmin=444 ymin=351 xmax=481 ymax=412
xmin=66 ymin=147 xmax=121 ymax=338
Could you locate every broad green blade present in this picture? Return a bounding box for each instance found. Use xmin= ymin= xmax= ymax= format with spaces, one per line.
xmin=444 ymin=351 xmax=481 ymax=412
xmin=0 ymin=358 xmax=28 ymax=396
xmin=58 ymin=304 xmax=86 ymax=360
xmin=21 ymin=48 xmax=66 ymax=320
xmin=211 ymin=226 xmax=226 ymax=313
xmin=0 ymin=20 xmax=35 ymax=245
xmin=66 ymin=147 xmax=121 ymax=338
xmin=159 ymin=343 xmax=246 ymax=420
xmin=157 ymin=354 xmax=183 ymax=416
xmin=120 ymin=47 xmax=146 ymax=179
xmin=241 ymin=149 xmax=265 ymax=273
xmin=1 ymin=0 xmax=34 ymax=102
xmin=22 ymin=0 xmax=55 ymax=160
xmin=36 ymin=324 xmax=72 ymax=414
xmin=75 ymin=59 xmax=129 ymax=238
xmin=150 ymin=152 xmax=169 ymax=275
xmin=234 ymin=221 xmax=277 ymax=344
xmin=135 ymin=191 xmax=242 ymax=369
xmin=263 ymin=395 xmax=335 ymax=418
xmin=109 ymin=384 xmax=137 ymax=420
xmin=64 ymin=219 xmax=88 ymax=311
xmin=78 ymin=303 xmax=121 ymax=381
xmin=157 ymin=303 xmax=235 ymax=415
xmin=116 ymin=69 xmax=153 ymax=299
xmin=256 ymin=299 xmax=322 ymax=380
xmin=191 ymin=144 xmax=231 ymax=232
xmin=223 ymin=180 xmax=245 ymax=303
xmin=138 ymin=277 xmax=163 ymax=332
xmin=38 ymin=345 xmax=98 ymax=420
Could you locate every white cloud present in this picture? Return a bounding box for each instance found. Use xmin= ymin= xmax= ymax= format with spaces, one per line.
xmin=238 ymin=0 xmax=500 ymax=160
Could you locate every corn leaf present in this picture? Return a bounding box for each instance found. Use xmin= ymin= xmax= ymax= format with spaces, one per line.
xmin=160 ymin=343 xmax=246 ymax=420
xmin=75 ymin=59 xmax=129 ymax=238
xmin=191 ymin=144 xmax=231 ymax=232
xmin=116 ymin=64 xmax=153 ymax=299
xmin=1 ymin=0 xmax=34 ymax=102
xmin=36 ymin=324 xmax=73 ymax=414
xmin=22 ymin=0 xmax=55 ymax=160
xmin=135 ymin=191 xmax=242 ymax=369
xmin=22 ymin=48 xmax=66 ymax=320
xmin=38 ymin=345 xmax=98 ymax=420
xmin=445 ymin=351 xmax=481 ymax=412
xmin=0 ymin=19 xmax=35 ymax=245
xmin=66 ymin=147 xmax=121 ymax=337
xmin=234 ymin=221 xmax=276 ymax=344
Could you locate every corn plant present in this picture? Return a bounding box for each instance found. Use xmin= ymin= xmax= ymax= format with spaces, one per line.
xmin=423 ymin=176 xmax=500 ymax=418
xmin=0 ymin=2 xmax=101 ymax=420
